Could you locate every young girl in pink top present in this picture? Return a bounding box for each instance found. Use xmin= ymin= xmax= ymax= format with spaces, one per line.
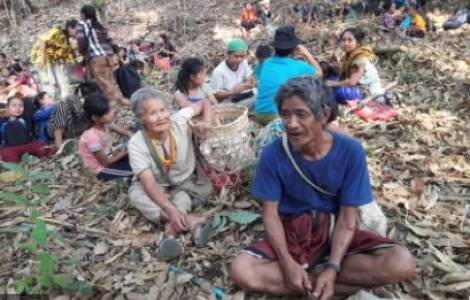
xmin=79 ymin=93 xmax=132 ymax=181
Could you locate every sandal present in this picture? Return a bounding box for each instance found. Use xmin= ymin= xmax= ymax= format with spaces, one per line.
xmin=159 ymin=235 xmax=183 ymax=260
xmin=193 ymin=222 xmax=213 ymax=248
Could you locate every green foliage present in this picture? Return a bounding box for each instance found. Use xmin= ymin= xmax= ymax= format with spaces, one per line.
xmin=38 ymin=252 xmax=54 ymax=288
xmin=91 ymin=0 xmax=107 ymax=9
xmin=1 ymin=162 xmax=29 ymax=176
xmin=2 ymin=159 xmax=91 ymax=295
xmin=31 ymin=219 xmax=48 ymax=247
xmin=212 ymin=210 xmax=260 ymax=233
xmin=0 ymin=191 xmax=28 ymax=205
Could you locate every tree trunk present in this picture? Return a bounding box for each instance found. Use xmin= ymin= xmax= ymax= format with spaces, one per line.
xmin=1 ymin=0 xmax=37 ymax=27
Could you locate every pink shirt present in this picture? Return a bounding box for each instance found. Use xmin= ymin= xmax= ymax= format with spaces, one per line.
xmin=79 ymin=127 xmax=113 ymax=174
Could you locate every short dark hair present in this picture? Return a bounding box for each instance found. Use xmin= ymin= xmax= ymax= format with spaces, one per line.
xmin=275 ymin=48 xmax=294 ymax=57
xmin=129 ymin=60 xmax=144 ymax=71
xmin=8 ymin=63 xmax=23 ymax=74
xmin=340 ymin=27 xmax=366 ymax=44
xmin=6 ymin=95 xmax=22 ymax=106
xmin=83 ymin=93 xmax=110 ymax=123
xmin=276 ymin=76 xmax=338 ymax=123
xmin=383 ymin=0 xmax=393 ymax=11
xmin=255 ymin=45 xmax=273 ymax=60
xmin=319 ymin=61 xmax=338 ymax=79
xmin=33 ymin=92 xmax=48 ymax=109
xmin=75 ymin=81 xmax=101 ymax=98
xmin=0 ymin=53 xmax=6 ymax=59
xmin=64 ymin=19 xmax=78 ymax=30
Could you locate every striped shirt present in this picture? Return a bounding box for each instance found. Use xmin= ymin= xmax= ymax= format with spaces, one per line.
xmin=76 ymin=20 xmax=114 ymax=60
xmin=47 ymin=95 xmax=88 ymax=139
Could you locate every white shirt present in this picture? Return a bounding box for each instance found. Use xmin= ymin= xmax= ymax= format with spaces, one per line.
xmin=129 ymin=107 xmax=195 ymax=186
xmin=354 ymin=57 xmax=384 ymax=97
xmin=210 ymin=59 xmax=253 ymax=99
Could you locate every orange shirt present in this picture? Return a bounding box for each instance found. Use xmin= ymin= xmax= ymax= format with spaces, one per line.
xmin=241 ymin=8 xmax=257 ymax=23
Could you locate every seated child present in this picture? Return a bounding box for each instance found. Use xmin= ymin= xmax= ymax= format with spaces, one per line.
xmin=253 ymin=45 xmax=272 ymax=80
xmin=325 ymin=27 xmax=385 ymax=104
xmin=380 ymin=0 xmax=402 ymax=29
xmin=153 ymin=33 xmax=177 ymax=70
xmin=426 ymin=5 xmax=446 ymax=31
xmin=79 ymin=93 xmax=132 ymax=181
xmin=117 ymin=47 xmax=130 ymax=65
xmin=33 ymin=92 xmax=56 ymax=143
xmin=240 ymin=2 xmax=258 ymax=38
xmin=128 ymin=41 xmax=147 ymax=65
xmin=258 ymin=0 xmax=272 ymax=26
xmin=174 ymin=57 xmax=217 ymax=108
xmin=0 ymin=96 xmax=51 ymax=162
xmin=407 ymin=5 xmax=427 ymax=37
xmin=156 ymin=33 xmax=177 ymax=61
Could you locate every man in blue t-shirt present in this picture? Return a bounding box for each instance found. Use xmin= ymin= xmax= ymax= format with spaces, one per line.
xmin=254 ymin=25 xmax=322 ymax=126
xmin=230 ymin=77 xmax=415 ymax=298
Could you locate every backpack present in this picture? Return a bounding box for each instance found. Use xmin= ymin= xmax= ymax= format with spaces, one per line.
xmin=114 ymin=64 xmax=141 ymax=98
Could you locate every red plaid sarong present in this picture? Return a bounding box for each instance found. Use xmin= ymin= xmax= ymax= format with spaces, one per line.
xmin=246 ymin=211 xmax=396 ymax=269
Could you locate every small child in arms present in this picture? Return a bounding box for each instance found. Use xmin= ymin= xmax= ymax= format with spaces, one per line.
xmin=33 ymin=92 xmax=56 ymax=143
xmin=79 ymin=93 xmax=133 ymax=181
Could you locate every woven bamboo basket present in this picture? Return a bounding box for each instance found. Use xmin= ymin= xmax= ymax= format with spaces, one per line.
xmin=196 ymin=104 xmax=255 ymax=173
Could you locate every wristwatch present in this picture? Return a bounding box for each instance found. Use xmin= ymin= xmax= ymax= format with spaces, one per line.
xmin=323 ymin=261 xmax=341 ymax=274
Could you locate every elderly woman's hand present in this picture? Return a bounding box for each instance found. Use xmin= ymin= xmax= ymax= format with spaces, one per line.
xmin=165 ymin=205 xmax=189 ymax=233
xmin=192 ymin=121 xmax=209 ymax=141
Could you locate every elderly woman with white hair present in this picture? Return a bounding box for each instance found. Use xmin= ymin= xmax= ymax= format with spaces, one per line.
xmin=128 ymin=87 xmax=213 ymax=259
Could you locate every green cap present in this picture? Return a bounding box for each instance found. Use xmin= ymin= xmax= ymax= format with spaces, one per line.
xmin=226 ymin=38 xmax=248 ymax=52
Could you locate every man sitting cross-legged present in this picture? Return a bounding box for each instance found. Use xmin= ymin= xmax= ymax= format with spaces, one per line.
xmin=230 ymin=77 xmax=415 ymax=299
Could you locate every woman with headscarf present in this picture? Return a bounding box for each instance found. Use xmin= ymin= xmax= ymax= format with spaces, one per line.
xmin=325 ymin=27 xmax=384 ymax=104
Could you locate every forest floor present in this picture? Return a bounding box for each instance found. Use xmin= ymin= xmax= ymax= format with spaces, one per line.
xmin=0 ymin=0 xmax=469 ymax=299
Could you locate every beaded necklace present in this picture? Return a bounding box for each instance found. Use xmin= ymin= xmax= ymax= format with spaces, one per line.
xmin=152 ymin=131 xmax=176 ymax=171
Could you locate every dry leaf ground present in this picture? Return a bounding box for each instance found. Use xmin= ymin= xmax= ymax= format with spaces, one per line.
xmin=0 ymin=0 xmax=469 ymax=299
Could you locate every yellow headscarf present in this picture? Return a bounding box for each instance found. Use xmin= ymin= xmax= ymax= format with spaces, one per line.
xmin=340 ymin=45 xmax=375 ymax=79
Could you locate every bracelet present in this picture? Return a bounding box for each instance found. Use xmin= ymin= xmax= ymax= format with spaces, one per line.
xmin=323 ymin=261 xmax=341 ymax=274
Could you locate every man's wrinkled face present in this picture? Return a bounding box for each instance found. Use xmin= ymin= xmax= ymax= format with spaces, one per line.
xmin=280 ymin=95 xmax=324 ymax=150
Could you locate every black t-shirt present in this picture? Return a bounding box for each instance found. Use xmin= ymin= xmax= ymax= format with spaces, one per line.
xmin=115 ymin=65 xmax=141 ymax=98
xmin=1 ymin=117 xmax=32 ymax=146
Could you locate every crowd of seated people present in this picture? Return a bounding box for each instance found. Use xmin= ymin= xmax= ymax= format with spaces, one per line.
xmin=0 ymin=2 xmax=429 ymax=298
